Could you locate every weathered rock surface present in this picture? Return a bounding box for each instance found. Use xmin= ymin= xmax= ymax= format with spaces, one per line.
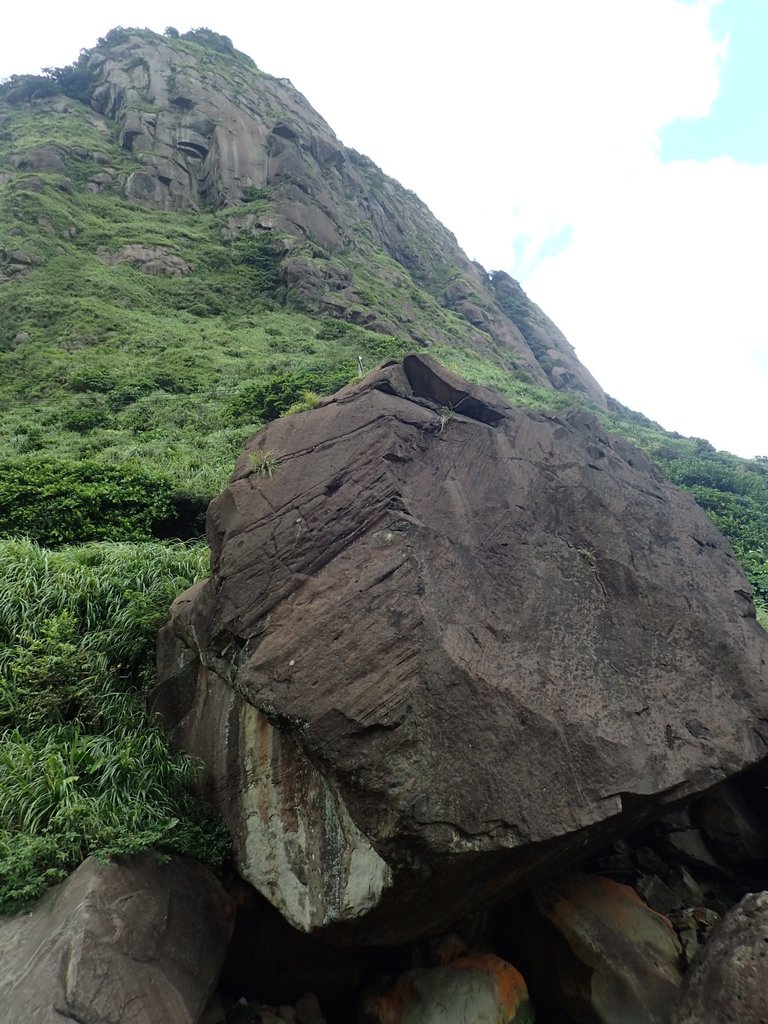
xmin=0 ymin=852 xmax=234 ymax=1023
xmin=10 ymin=145 xmax=67 ymax=172
xmin=97 ymin=243 xmax=193 ymax=275
xmin=518 ymin=873 xmax=683 ymax=1024
xmin=673 ymin=891 xmax=768 ymax=1024
xmin=155 ymin=354 xmax=768 ymax=943
xmin=360 ymin=954 xmax=533 ymax=1024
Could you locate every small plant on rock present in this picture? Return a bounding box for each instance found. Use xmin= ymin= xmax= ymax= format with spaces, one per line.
xmin=576 ymin=546 xmax=597 ymax=569
xmin=438 ymin=406 xmax=455 ymax=434
xmin=285 ymin=390 xmax=323 ymax=416
xmin=248 ymin=450 xmax=280 ymax=478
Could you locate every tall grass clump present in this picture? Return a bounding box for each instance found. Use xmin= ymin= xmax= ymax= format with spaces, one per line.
xmin=0 ymin=538 xmax=229 ymax=911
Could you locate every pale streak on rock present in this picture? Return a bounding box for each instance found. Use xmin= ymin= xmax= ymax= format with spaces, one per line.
xmin=161 ymin=653 xmax=391 ymax=935
xmin=238 ymin=695 xmax=392 ymax=932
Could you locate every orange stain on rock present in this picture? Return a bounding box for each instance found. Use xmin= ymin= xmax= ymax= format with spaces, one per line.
xmin=362 ymin=954 xmax=532 ymax=1023
xmin=546 ymin=874 xmax=678 ymax=944
xmin=452 ymin=953 xmax=529 ymax=1015
xmin=363 ymin=978 xmax=419 ymax=1024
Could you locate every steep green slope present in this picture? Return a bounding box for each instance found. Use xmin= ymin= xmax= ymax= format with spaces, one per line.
xmin=0 ymin=26 xmax=766 ymax=907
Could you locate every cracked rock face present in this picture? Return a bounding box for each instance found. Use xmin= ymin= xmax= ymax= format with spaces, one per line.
xmin=154 ymin=354 xmax=768 ymax=943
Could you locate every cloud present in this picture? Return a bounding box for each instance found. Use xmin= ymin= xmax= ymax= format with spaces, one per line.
xmin=325 ymin=0 xmax=762 ymax=457
xmin=526 ymin=153 xmax=768 ymax=456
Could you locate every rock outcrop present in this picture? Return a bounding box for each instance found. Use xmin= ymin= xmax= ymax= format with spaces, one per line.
xmin=154 ymin=354 xmax=768 ymax=944
xmin=0 ymin=852 xmax=234 ymax=1024
xmin=97 ymin=243 xmax=193 ymax=275
xmin=66 ymin=28 xmax=605 ymax=403
xmin=490 ymin=270 xmax=606 ymax=398
xmin=673 ymin=891 xmax=768 ymax=1024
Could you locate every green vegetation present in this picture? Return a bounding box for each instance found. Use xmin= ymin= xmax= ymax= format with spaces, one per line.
xmin=0 ymin=459 xmax=181 ymax=546
xmin=0 ymin=54 xmax=411 ymax=908
xmin=285 ymin=389 xmax=323 ymax=415
xmin=0 ymin=539 xmax=229 ymax=911
xmin=248 ymin=450 xmax=280 ymax=477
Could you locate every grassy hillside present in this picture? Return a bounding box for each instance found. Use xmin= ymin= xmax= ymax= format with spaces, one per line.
xmin=1 ymin=32 xmax=766 ymax=908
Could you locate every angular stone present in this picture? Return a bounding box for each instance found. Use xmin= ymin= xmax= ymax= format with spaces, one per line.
xmin=659 ymin=828 xmax=723 ymax=872
xmin=155 ymin=355 xmax=768 ymax=943
xmin=0 ymin=852 xmax=235 ymax=1024
xmin=525 ymin=873 xmax=683 ymax=1024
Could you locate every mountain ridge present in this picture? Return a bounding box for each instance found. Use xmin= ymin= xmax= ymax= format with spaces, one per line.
xmin=1 ymin=26 xmax=605 ymax=404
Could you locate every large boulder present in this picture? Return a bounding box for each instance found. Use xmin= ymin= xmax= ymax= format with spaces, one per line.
xmin=154 ymin=355 xmax=768 ymax=943
xmin=673 ymin=891 xmax=768 ymax=1023
xmin=0 ymin=852 xmax=234 ymax=1023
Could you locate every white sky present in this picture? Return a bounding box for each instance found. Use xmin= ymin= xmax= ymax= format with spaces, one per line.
xmin=2 ymin=0 xmax=766 ymax=457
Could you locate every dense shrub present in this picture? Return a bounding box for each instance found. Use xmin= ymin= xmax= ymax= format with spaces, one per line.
xmin=665 ymin=456 xmax=768 ymax=501
xmin=0 ymin=74 xmax=61 ymax=104
xmin=68 ymin=368 xmax=117 ymax=394
xmin=44 ymin=58 xmax=95 ymax=104
xmin=316 ymin=318 xmax=355 ymax=341
xmin=61 ymin=402 xmax=110 ymax=434
xmin=226 ymin=368 xmax=352 ymax=423
xmin=208 ymin=232 xmax=285 ymax=300
xmin=181 ymin=28 xmax=235 ymax=54
xmin=0 ymin=459 xmax=176 ymax=545
xmin=690 ymin=487 xmax=768 ymax=608
xmin=106 ymin=381 xmax=158 ymax=411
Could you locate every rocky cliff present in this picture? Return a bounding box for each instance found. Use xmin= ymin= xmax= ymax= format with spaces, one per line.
xmin=4 ymin=27 xmax=604 ymax=403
